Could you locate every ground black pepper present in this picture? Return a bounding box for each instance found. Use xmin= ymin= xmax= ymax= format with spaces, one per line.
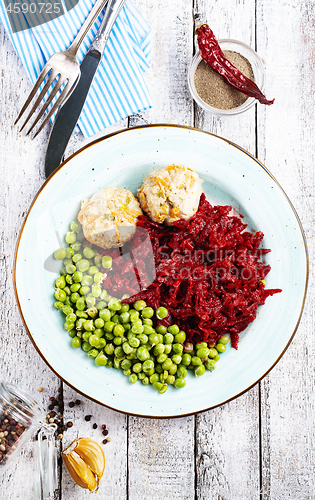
xmin=194 ymin=50 xmax=254 ymax=110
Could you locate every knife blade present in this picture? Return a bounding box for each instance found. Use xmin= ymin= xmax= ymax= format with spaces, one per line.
xmin=44 ymin=0 xmax=127 ymax=178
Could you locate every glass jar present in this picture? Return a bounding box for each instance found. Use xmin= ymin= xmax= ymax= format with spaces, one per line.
xmin=0 ymin=381 xmax=44 ymax=466
xmin=0 ymin=381 xmax=57 ymax=499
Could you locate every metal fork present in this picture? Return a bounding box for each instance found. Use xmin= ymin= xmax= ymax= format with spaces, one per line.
xmin=14 ymin=0 xmax=108 ymax=138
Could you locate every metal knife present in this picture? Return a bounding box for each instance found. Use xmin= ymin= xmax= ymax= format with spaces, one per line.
xmin=44 ymin=0 xmax=127 ymax=178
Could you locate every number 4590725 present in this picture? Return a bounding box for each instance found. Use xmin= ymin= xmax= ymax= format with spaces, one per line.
xmin=6 ymin=2 xmax=62 ymax=14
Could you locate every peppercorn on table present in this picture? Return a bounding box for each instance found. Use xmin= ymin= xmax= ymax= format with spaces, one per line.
xmin=0 ymin=0 xmax=314 ymax=498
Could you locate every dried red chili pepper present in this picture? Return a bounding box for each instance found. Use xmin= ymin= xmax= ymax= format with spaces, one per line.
xmin=196 ymin=24 xmax=274 ymax=106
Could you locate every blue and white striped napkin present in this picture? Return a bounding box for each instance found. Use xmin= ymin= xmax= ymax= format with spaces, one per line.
xmin=0 ymin=0 xmax=152 ymax=137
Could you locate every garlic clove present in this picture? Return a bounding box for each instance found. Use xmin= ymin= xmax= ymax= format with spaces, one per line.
xmin=62 ymin=451 xmax=97 ymax=492
xmin=74 ymin=437 xmax=105 ymax=480
xmin=61 ymin=437 xmax=105 ymax=492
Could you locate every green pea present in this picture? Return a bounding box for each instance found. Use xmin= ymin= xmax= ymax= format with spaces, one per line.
xmin=62 ymin=305 xmax=73 ymax=315
xmin=93 ymin=272 xmax=104 ymax=285
xmin=191 ymin=356 xmax=202 ymax=366
xmin=86 ymin=296 xmax=96 ymax=308
xmin=96 ymin=301 xmax=107 ymax=310
xmin=168 ymin=324 xmax=179 ymax=335
xmin=143 ymin=318 xmax=153 ymax=326
xmin=160 ymin=370 xmax=168 ymax=383
xmin=87 ymin=348 xmax=99 ymax=359
xmin=86 ymin=307 xmax=98 ymax=318
xmin=113 ymin=324 xmax=125 ymax=337
xmin=95 ymin=353 xmax=107 ymax=366
xmin=129 ymin=374 xmax=138 ymax=384
xmin=76 ymin=259 xmax=90 ymax=273
xmin=88 ymin=266 xmax=99 ymax=276
xmin=141 ymin=306 xmax=154 ymax=318
xmin=64 ymin=321 xmax=75 ymax=331
xmin=154 ymin=382 xmax=168 ymax=394
xmin=76 ymin=318 xmax=85 ymax=330
xmin=70 ymin=220 xmax=82 ymax=233
xmin=114 ymin=346 xmax=126 ymax=360
xmin=137 ymin=346 xmax=150 ymax=362
xmin=91 ymin=285 xmax=101 ymax=298
xmin=119 ymin=312 xmax=130 ymax=324
xmin=71 ymin=242 xmax=82 ymax=252
xmin=123 ymin=369 xmax=131 ymax=376
xmin=196 ymin=342 xmax=208 ymax=350
xmin=174 ymin=378 xmax=186 ymax=389
xmin=55 ymin=276 xmax=66 ymax=289
xmin=195 ymin=365 xmax=206 ymax=377
xmin=94 ymin=255 xmax=102 ymax=267
xmin=153 ymin=381 xmax=163 ymax=391
xmin=65 ymin=275 xmax=73 ymax=285
xmin=70 ymin=283 xmax=81 ymax=293
xmin=104 ymin=321 xmax=115 ymax=332
xmin=129 ymin=310 xmax=140 ymax=322
xmin=66 ymin=264 xmax=76 ymax=275
xmin=143 ymin=360 xmax=154 ymax=374
xmin=150 ymin=373 xmax=160 ymax=384
xmin=68 ymin=330 xmax=76 ymax=338
xmin=174 ymin=331 xmax=186 ymax=343
xmin=120 ymin=304 xmax=130 ymax=313
xmin=82 ymin=341 xmax=92 ymax=352
xmin=216 ymin=343 xmax=226 ymax=353
xmin=71 ymin=337 xmax=81 ymax=348
xmin=156 ymin=306 xmax=168 ymax=319
xmin=148 ymin=333 xmax=159 ymax=346
xmin=177 ymin=365 xmax=188 ymax=378
xmin=108 ymin=298 xmax=122 ymax=311
xmin=72 ymin=254 xmax=82 ymax=264
xmin=157 ymin=353 xmax=167 ymax=364
xmin=166 ymin=375 xmax=175 ymax=385
xmin=63 ymin=286 xmax=71 ymax=296
xmin=155 ymin=364 xmax=163 ymax=374
xmin=54 ymin=301 xmax=64 ymax=310
xmin=142 ymin=377 xmax=149 ymax=385
xmin=76 ymin=298 xmax=86 ymax=311
xmin=63 ymin=258 xmax=73 ymax=267
xmin=208 ymin=348 xmax=217 ymax=358
xmin=60 ymin=267 xmax=67 ymax=276
xmin=66 ymin=313 xmax=76 ymax=323
xmin=82 ymin=331 xmax=92 ymax=342
xmin=120 ymin=359 xmax=132 ymax=371
xmin=102 ymin=256 xmax=112 ymax=269
xmin=164 ymin=333 xmax=174 ymax=344
xmin=65 ymin=231 xmax=76 ymax=244
xmin=70 ymin=292 xmax=79 ymax=303
xmin=164 ymin=344 xmax=172 ymax=355
xmin=197 ymin=348 xmax=210 ymax=359
xmin=99 ymin=309 xmax=111 ymax=322
xmin=153 ymin=344 xmax=165 ymax=356
xmin=156 ymin=325 xmax=167 ymax=334
xmin=54 ymin=289 xmax=66 ymax=302
xmin=83 ymin=320 xmax=95 ymax=332
xmin=173 ymin=343 xmax=183 ymax=355
xmin=132 ymin=362 xmax=142 ymax=374
xmin=134 ymin=300 xmax=146 ymax=311
xmin=88 ymin=335 xmax=99 ymax=347
xmin=122 ymin=342 xmax=133 ymax=355
xmin=82 ymin=247 xmax=94 ymax=259
xmin=161 ymin=358 xmax=172 ymax=371
xmin=169 ymin=363 xmax=178 ymax=375
xmin=107 ymin=360 xmax=113 ymax=368
xmin=131 ymin=324 xmax=144 ymax=334
xmin=113 ymin=357 xmax=121 ymax=369
xmin=54 ymin=248 xmax=66 ymax=260
xmin=76 ymin=311 xmax=88 ymax=319
xmin=143 ymin=325 xmax=155 ymax=335
xmin=171 ymin=354 xmax=182 ymax=365
xmin=105 ymin=343 xmax=114 ymax=356
xmin=182 ymin=353 xmax=192 ymax=366
xmin=129 ymin=337 xmax=140 ymax=348
xmin=138 ymin=334 xmax=149 ymax=345
xmin=73 ymin=271 xmax=83 ymax=283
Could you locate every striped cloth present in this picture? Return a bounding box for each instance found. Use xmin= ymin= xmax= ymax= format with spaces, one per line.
xmin=0 ymin=0 xmax=152 ymax=137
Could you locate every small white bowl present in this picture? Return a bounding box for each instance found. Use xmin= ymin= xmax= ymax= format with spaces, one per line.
xmin=188 ymin=39 xmax=266 ymax=116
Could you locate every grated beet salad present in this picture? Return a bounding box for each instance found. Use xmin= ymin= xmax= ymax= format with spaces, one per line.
xmin=101 ymin=194 xmax=281 ymax=349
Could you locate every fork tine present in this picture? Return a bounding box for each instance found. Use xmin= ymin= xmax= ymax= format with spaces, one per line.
xmin=14 ymin=66 xmax=51 ymax=126
xmin=26 ymin=77 xmax=68 ymax=136
xmin=30 ymin=80 xmax=72 ymax=139
xmin=19 ymin=70 xmax=59 ymax=133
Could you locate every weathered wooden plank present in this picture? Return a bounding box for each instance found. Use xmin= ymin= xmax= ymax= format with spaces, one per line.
xmin=126 ymin=1 xmax=195 ymax=499
xmin=193 ymin=2 xmax=261 ymax=499
xmin=61 ymin=386 xmax=128 ymax=499
xmin=257 ymin=1 xmax=315 ymax=499
xmin=0 ymin=23 xmax=64 ymax=500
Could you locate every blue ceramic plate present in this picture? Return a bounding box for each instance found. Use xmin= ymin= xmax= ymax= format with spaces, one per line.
xmin=14 ymin=125 xmax=308 ymax=418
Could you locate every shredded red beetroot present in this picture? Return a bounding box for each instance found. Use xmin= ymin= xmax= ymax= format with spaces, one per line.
xmin=101 ymin=194 xmax=281 ymax=348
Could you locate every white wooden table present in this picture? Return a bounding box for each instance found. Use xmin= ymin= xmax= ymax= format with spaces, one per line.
xmin=0 ymin=0 xmax=314 ymax=498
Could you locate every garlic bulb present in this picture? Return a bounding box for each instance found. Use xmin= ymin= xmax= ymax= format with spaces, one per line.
xmin=62 ymin=437 xmax=105 ymax=492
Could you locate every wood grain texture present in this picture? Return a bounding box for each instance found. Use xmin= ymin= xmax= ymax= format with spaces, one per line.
xmin=0 ymin=0 xmax=313 ymax=497
xmin=256 ymin=0 xmax=315 ymax=499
